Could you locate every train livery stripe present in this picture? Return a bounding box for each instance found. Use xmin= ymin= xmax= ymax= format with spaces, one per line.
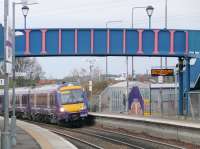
xmin=59 ymin=86 xmax=81 ymax=92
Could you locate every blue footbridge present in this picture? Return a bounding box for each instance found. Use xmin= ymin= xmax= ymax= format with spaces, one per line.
xmin=1 ymin=24 xmax=200 ymax=115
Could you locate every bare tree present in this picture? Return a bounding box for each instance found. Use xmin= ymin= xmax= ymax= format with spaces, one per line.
xmin=15 ymin=57 xmax=45 ymax=86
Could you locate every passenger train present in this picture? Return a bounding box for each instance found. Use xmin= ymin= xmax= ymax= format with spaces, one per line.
xmin=0 ymin=82 xmax=89 ymax=124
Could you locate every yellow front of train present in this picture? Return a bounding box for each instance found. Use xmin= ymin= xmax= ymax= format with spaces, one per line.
xmin=57 ymin=84 xmax=88 ymax=122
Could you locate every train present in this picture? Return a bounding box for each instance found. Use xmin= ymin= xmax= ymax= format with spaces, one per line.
xmin=0 ymin=82 xmax=89 ymax=124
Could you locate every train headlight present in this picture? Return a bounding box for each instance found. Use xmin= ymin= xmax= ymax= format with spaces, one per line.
xmin=81 ymin=104 xmax=87 ymax=110
xmin=59 ymin=107 xmax=65 ymax=112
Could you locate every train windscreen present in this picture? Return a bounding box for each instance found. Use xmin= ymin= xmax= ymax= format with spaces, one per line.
xmin=61 ymin=89 xmax=83 ymax=104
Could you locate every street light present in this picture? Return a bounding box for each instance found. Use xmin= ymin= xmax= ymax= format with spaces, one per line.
xmin=131 ymin=7 xmax=146 ymax=81
xmin=146 ymin=5 xmax=154 ymax=29
xmin=106 ymin=20 xmax=122 ymax=28
xmin=22 ymin=5 xmax=29 ymax=29
xmin=105 ymin=20 xmax=122 ymax=80
xmin=11 ymin=2 xmax=38 ymax=146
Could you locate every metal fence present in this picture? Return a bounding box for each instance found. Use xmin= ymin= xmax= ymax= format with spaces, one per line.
xmin=189 ymin=91 xmax=200 ymax=120
xmin=89 ymin=82 xmax=200 ymax=121
xmin=90 ymin=87 xmax=126 ymax=113
xmin=150 ymin=87 xmax=178 ymax=116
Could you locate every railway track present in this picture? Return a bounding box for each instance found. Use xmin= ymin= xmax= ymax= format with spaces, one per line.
xmin=24 ymin=120 xmax=186 ymax=149
xmin=80 ymin=127 xmax=186 ymax=149
xmin=47 ymin=126 xmax=144 ymax=149
xmin=51 ymin=129 xmax=103 ymax=149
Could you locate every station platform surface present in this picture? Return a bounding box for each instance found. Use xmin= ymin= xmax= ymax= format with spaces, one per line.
xmin=0 ymin=118 xmax=77 ymax=149
xmin=89 ymin=112 xmax=200 ymax=129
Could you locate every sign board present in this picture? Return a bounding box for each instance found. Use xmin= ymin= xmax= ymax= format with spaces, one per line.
xmin=89 ymin=80 xmax=92 ymax=92
xmin=0 ymin=79 xmax=4 ymax=85
xmin=15 ymin=72 xmax=27 ymax=77
xmin=151 ymin=69 xmax=174 ymax=76
xmin=89 ymin=86 xmax=92 ymax=92
xmin=89 ymin=80 xmax=92 ymax=86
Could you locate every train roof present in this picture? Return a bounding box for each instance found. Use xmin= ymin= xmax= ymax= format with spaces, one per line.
xmin=0 ymin=83 xmax=82 ymax=95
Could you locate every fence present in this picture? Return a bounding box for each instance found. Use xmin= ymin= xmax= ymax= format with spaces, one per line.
xmin=89 ymin=82 xmax=200 ymax=120
xmin=189 ymin=91 xmax=200 ymax=120
xmin=150 ymin=87 xmax=178 ymax=116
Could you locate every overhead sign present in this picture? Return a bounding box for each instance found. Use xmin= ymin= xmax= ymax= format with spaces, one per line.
xmin=151 ymin=69 xmax=174 ymax=76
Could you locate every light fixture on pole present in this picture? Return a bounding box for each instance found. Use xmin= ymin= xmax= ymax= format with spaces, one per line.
xmin=22 ymin=5 xmax=29 ymax=29
xmin=131 ymin=6 xmax=146 ymax=81
xmin=11 ymin=2 xmax=38 ymax=146
xmin=146 ymin=5 xmax=154 ymax=29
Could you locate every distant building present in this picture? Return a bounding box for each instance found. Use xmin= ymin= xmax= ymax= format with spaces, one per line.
xmin=37 ymin=80 xmax=56 ymax=85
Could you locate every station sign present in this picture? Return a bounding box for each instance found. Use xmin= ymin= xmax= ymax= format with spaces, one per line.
xmin=151 ymin=69 xmax=174 ymax=76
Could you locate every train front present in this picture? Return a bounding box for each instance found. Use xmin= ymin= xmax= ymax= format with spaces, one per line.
xmin=57 ymin=84 xmax=88 ymax=122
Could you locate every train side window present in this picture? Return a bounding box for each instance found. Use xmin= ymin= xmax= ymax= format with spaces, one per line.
xmin=0 ymin=95 xmax=3 ymax=105
xmin=50 ymin=94 xmax=55 ymax=107
xmin=36 ymin=93 xmax=48 ymax=107
xmin=16 ymin=95 xmax=20 ymax=105
xmin=22 ymin=95 xmax=28 ymax=106
xmin=30 ymin=95 xmax=34 ymax=105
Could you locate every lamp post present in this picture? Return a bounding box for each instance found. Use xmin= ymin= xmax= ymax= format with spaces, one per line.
xmin=131 ymin=7 xmax=147 ymax=28
xmin=165 ymin=0 xmax=168 ymax=71
xmin=11 ymin=2 xmax=38 ymax=146
xmin=131 ymin=6 xmax=154 ymax=80
xmin=105 ymin=20 xmax=122 ymax=80
xmin=146 ymin=5 xmax=154 ymax=29
xmin=2 ymin=1 xmax=10 ymax=148
xmin=126 ymin=56 xmax=129 ymax=112
xmin=131 ymin=7 xmax=146 ymax=81
xmin=22 ymin=5 xmax=29 ymax=29
xmin=86 ymin=59 xmax=96 ymax=97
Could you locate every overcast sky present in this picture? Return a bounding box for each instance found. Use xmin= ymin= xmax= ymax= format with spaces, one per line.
xmin=0 ymin=0 xmax=200 ymax=79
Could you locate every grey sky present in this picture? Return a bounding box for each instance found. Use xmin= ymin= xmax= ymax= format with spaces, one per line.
xmin=0 ymin=0 xmax=200 ymax=79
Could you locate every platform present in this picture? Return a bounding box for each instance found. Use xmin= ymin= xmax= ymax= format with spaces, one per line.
xmin=0 ymin=118 xmax=77 ymax=149
xmin=89 ymin=112 xmax=200 ymax=129
xmin=89 ymin=112 xmax=200 ymax=146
